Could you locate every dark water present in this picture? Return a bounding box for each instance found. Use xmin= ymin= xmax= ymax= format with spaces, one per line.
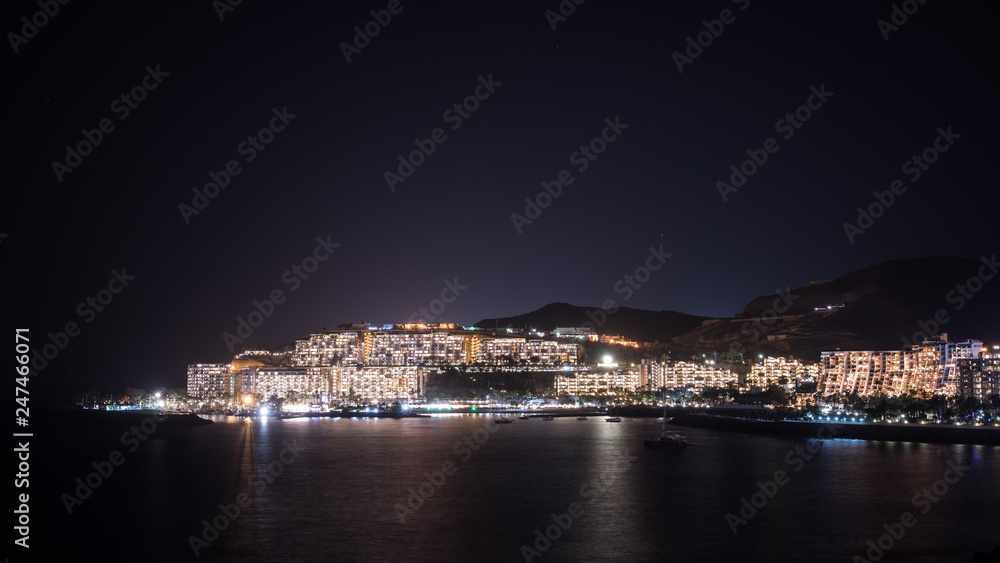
xmin=27 ymin=414 xmax=1000 ymax=562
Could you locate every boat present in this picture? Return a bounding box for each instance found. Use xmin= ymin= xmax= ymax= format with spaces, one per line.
xmin=577 ymin=416 xmax=587 ymax=421
xmin=644 ymin=429 xmax=688 ymax=447
xmin=541 ymin=415 xmax=554 ymax=421
xmin=519 ymin=414 xmax=530 ymax=420
xmin=644 ymin=404 xmax=688 ymax=447
xmin=605 ymin=406 xmax=622 ymax=422
xmin=495 ymin=415 xmax=514 ymax=424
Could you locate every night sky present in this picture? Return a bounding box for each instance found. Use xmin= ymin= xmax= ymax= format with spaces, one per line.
xmin=5 ymin=1 xmax=997 ymax=395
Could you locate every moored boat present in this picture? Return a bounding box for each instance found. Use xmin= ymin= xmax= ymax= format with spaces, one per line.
xmin=644 ymin=430 xmax=689 ymax=447
xmin=645 ymin=403 xmax=688 ymax=447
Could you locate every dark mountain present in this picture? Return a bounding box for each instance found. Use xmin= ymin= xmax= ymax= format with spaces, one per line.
xmin=674 ymin=255 xmax=1000 ymax=360
xmin=477 ymin=256 xmax=1000 ymax=361
xmin=474 ymin=302 xmax=710 ymax=343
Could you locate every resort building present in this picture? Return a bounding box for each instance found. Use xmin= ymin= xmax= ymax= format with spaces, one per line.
xmin=235 ymin=366 xmax=333 ymax=401
xmin=186 ymin=363 xmax=229 ymax=399
xmin=818 ymin=335 xmax=983 ymax=396
xmin=747 ymin=356 xmax=819 ymax=389
xmin=291 ymin=326 xmax=579 ymax=367
xmin=333 ymin=365 xmax=424 ymax=404
xmin=556 ymin=368 xmax=640 ymax=398
xmin=957 ymin=352 xmax=1000 ymax=401
xmin=638 ymin=360 xmax=738 ymax=392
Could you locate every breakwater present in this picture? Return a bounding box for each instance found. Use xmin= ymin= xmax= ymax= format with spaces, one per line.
xmin=669 ymin=414 xmax=1000 ymax=446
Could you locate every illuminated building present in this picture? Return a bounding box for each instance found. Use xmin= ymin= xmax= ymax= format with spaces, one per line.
xmin=186 ymin=363 xmax=229 ymax=399
xmin=819 ymin=334 xmax=983 ymax=396
xmin=291 ymin=326 xmax=579 ymax=367
xmin=556 ymin=368 xmax=639 ymax=397
xmin=236 ymin=366 xmax=333 ymax=400
xmin=638 ymin=359 xmax=738 ymax=392
xmin=748 ymin=356 xmax=820 ymax=389
xmin=333 ymin=365 xmax=424 ymax=404
xmin=292 ymin=331 xmax=361 ymax=366
xmin=957 ymin=351 xmax=1000 ymax=400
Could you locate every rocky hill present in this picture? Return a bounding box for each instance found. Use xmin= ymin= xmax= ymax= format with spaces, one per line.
xmin=476 ymin=256 xmax=1000 ymax=361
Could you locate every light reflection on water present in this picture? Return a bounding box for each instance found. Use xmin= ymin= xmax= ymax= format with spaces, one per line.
xmin=43 ymin=415 xmax=1000 ymax=562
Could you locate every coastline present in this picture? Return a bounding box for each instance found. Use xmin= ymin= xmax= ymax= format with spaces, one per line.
xmin=668 ymin=414 xmax=1000 ymax=446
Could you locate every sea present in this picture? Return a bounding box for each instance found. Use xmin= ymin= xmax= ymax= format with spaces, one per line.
xmin=23 ymin=413 xmax=1000 ymax=563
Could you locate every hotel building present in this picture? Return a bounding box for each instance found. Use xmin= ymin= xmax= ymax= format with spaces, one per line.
xmin=638 ymin=360 xmax=738 ymax=392
xmin=747 ymin=356 xmax=819 ymax=389
xmin=333 ymin=365 xmax=424 ymax=404
xmin=236 ymin=366 xmax=334 ymax=400
xmin=819 ymin=335 xmax=983 ymax=396
xmin=556 ymin=368 xmax=640 ymax=398
xmin=291 ymin=326 xmax=579 ymax=367
xmin=957 ymin=352 xmax=1000 ymax=401
xmin=186 ymin=363 xmax=229 ymax=399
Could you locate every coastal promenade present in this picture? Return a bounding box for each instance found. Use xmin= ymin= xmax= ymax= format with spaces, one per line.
xmin=669 ymin=413 xmax=1000 ymax=446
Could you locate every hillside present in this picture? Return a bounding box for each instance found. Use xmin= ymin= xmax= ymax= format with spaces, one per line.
xmin=476 ymin=256 xmax=1000 ymax=361
xmin=674 ymin=255 xmax=1000 ymax=360
xmin=474 ymin=302 xmax=709 ymax=343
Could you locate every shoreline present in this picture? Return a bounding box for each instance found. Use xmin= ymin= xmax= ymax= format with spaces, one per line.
xmin=668 ymin=414 xmax=1000 ymax=446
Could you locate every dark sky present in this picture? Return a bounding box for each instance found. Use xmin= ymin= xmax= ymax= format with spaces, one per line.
xmin=5 ymin=1 xmax=997 ymax=395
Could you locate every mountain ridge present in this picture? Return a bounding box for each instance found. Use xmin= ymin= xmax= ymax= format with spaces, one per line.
xmin=475 ymin=256 xmax=1000 ymax=360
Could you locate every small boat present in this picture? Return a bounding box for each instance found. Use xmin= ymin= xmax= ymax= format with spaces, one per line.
xmin=495 ymin=416 xmax=514 ymax=424
xmin=541 ymin=415 xmax=554 ymax=421
xmin=645 ymin=403 xmax=687 ymax=447
xmin=605 ymin=406 xmax=622 ymax=422
xmin=519 ymin=414 xmax=530 ymax=420
xmin=644 ymin=430 xmax=688 ymax=447
xmin=577 ymin=416 xmax=588 ymax=421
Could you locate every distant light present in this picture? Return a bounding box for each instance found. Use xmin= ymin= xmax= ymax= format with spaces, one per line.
xmin=603 ymin=355 xmax=612 ymax=364
xmin=260 ymin=406 xmax=269 ymax=416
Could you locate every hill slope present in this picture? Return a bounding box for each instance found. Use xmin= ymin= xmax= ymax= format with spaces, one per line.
xmin=673 ymin=255 xmax=1000 ymax=360
xmin=474 ymin=302 xmax=709 ymax=342
xmin=476 ymin=256 xmax=1000 ymax=360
